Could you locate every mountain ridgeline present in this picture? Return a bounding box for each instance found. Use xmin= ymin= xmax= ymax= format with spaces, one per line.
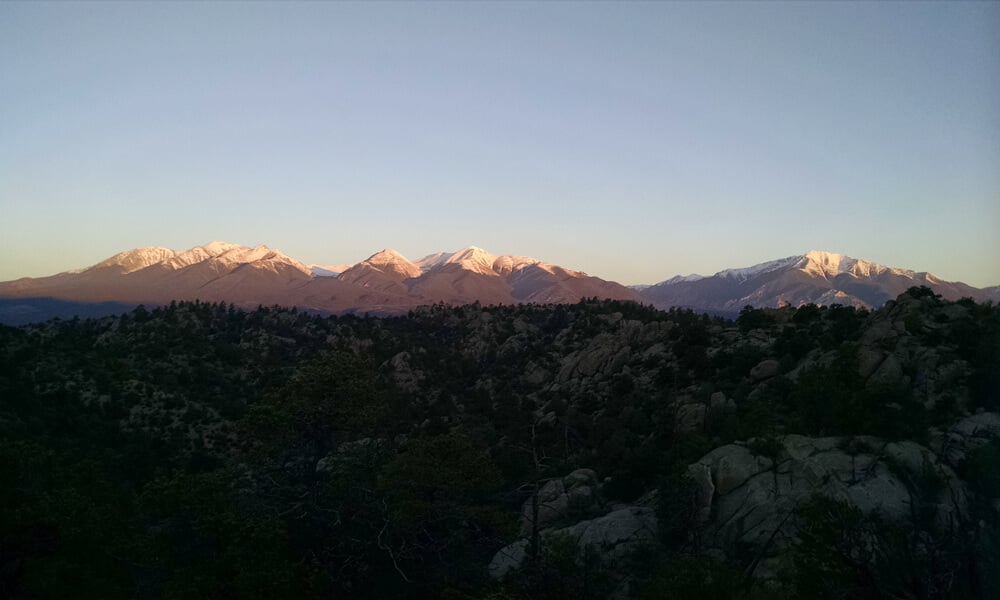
xmin=2 ymin=289 xmax=999 ymax=598
xmin=0 ymin=243 xmax=640 ymax=323
xmin=0 ymin=243 xmax=997 ymax=324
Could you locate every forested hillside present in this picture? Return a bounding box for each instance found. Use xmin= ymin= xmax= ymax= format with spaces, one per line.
xmin=2 ymin=288 xmax=998 ymax=598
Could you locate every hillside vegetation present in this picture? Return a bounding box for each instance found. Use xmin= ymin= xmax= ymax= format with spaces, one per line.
xmin=1 ymin=288 xmax=998 ymax=598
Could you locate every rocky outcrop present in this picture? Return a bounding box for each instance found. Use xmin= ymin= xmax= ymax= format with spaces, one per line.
xmin=675 ymin=401 xmax=707 ymax=433
xmin=855 ymin=294 xmax=975 ymax=409
xmin=709 ymin=391 xmax=737 ymax=414
xmin=780 ymin=291 xmax=977 ymax=415
xmin=519 ymin=468 xmax=602 ymax=536
xmin=687 ymin=433 xmax=970 ymax=578
xmin=491 ymin=466 xmax=656 ymax=586
xmin=490 ymin=506 xmax=657 ymax=580
xmin=557 ymin=333 xmax=632 ymax=382
xmin=384 ymin=351 xmax=424 ymax=393
xmin=749 ymin=359 xmax=780 ymax=382
xmin=868 ymin=353 xmax=904 ymax=387
xmin=488 ymin=539 xmax=531 ymax=580
xmin=936 ymin=412 xmax=1000 ymax=470
xmin=553 ymin=319 xmax=675 ymax=390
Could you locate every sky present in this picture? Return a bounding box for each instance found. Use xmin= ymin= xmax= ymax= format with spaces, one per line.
xmin=1 ymin=1 xmax=998 ymax=287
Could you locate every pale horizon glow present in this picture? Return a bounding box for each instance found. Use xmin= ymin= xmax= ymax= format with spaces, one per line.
xmin=2 ymin=2 xmax=998 ymax=287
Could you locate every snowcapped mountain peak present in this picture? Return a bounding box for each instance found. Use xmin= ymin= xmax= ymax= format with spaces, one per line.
xmin=215 ymin=244 xmax=276 ymax=264
xmin=366 ymin=249 xmax=412 ymax=266
xmin=803 ymin=249 xmax=847 ymax=266
xmin=91 ymin=247 xmax=178 ymax=273
xmin=349 ymin=249 xmax=422 ymax=279
xmin=184 ymin=243 xmax=312 ymax=276
xmin=796 ymin=250 xmax=914 ymax=280
xmin=199 ymin=241 xmax=243 ymax=256
xmin=165 ymin=241 xmax=247 ymax=270
xmin=414 ymin=246 xmax=501 ymax=275
xmin=445 ymin=246 xmax=499 ymax=275
xmin=84 ymin=241 xmax=311 ymax=276
xmin=451 ymin=246 xmax=493 ymax=259
xmin=797 ymin=250 xmax=855 ymax=278
xmin=709 ymin=250 xmax=913 ymax=284
xmin=642 ymin=249 xmax=983 ymax=313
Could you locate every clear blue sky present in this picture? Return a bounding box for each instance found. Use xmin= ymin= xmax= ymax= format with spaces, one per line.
xmin=2 ymin=1 xmax=998 ymax=286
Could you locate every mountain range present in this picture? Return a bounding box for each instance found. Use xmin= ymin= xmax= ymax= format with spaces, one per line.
xmin=0 ymin=242 xmax=640 ymax=322
xmin=0 ymin=242 xmax=996 ymax=324
xmin=642 ymin=249 xmax=999 ymax=314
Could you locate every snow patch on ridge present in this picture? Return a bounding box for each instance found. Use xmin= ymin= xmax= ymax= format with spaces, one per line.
xmin=663 ymin=273 xmax=706 ymax=284
xmin=716 ymin=255 xmax=800 ymax=282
